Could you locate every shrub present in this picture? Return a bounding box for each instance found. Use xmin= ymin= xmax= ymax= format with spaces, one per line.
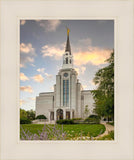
xmin=20 ymin=117 xmax=31 ymax=124
xmin=88 ymin=115 xmax=100 ymax=119
xmin=36 ymin=115 xmax=47 ymax=119
xmin=56 ymin=119 xmax=74 ymax=124
xmin=84 ymin=117 xmax=100 ymax=124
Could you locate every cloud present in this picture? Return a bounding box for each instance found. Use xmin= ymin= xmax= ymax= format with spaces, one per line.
xmin=74 ymin=48 xmax=112 ymax=66
xmin=20 ymin=99 xmax=26 ymax=106
xmin=20 ymin=72 xmax=29 ymax=81
xmin=50 ymin=86 xmax=54 ymax=91
xmin=36 ymin=68 xmax=52 ymax=79
xmin=37 ymin=68 xmax=45 ymax=73
xmin=29 ymin=97 xmax=36 ymax=101
xmin=89 ymin=80 xmax=95 ymax=86
xmin=44 ymin=73 xmax=53 ymax=79
xmin=37 ymin=20 xmax=61 ymax=32
xmin=41 ymin=44 xmax=64 ymax=60
xmin=30 ymin=64 xmax=36 ymax=67
xmin=74 ymin=66 xmax=86 ymax=75
xmin=20 ymin=86 xmax=33 ymax=93
xmin=20 ymin=20 xmax=26 ymax=25
xmin=20 ymin=43 xmax=36 ymax=68
xmin=82 ymin=85 xmax=88 ymax=90
xmin=20 ymin=43 xmax=35 ymax=55
xmin=31 ymin=74 xmax=44 ymax=83
xmin=41 ymin=38 xmax=112 ymax=66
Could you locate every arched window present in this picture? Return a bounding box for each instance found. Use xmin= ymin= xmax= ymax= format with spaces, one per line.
xmin=70 ymin=59 xmax=71 ymax=64
xmin=66 ymin=57 xmax=68 ymax=64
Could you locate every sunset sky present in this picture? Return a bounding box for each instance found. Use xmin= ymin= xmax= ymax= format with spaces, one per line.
xmin=20 ymin=20 xmax=114 ymax=111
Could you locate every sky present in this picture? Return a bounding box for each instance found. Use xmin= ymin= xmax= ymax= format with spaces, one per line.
xmin=20 ymin=20 xmax=114 ymax=111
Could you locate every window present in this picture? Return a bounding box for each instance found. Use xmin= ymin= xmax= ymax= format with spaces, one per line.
xmin=63 ymin=80 xmax=69 ymax=106
xmin=66 ymin=57 xmax=68 ymax=64
xmin=70 ymin=59 xmax=71 ymax=64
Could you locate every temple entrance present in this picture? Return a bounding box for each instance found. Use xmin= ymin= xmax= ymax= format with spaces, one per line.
xmin=56 ymin=109 xmax=63 ymax=120
xmin=66 ymin=111 xmax=70 ymax=119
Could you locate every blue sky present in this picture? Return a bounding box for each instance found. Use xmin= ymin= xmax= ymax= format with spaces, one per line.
xmin=20 ymin=20 xmax=114 ymax=111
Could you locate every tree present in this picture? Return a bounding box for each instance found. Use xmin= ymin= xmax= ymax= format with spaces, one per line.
xmin=20 ymin=109 xmax=27 ymax=119
xmin=26 ymin=109 xmax=35 ymax=120
xmin=91 ymin=51 xmax=114 ymax=121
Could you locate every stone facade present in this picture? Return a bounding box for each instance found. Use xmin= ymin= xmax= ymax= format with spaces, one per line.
xmin=36 ymin=29 xmax=95 ymax=122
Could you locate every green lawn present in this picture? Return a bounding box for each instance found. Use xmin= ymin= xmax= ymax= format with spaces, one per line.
xmin=20 ymin=124 xmax=105 ymax=140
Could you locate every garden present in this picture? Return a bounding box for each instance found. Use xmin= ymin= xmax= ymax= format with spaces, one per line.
xmin=20 ymin=123 xmax=106 ymax=140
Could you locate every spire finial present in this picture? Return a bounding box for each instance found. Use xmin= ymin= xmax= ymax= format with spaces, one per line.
xmin=65 ymin=26 xmax=71 ymax=54
xmin=67 ymin=27 xmax=70 ymax=36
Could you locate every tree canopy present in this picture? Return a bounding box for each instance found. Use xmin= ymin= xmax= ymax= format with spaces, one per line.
xmin=91 ymin=51 xmax=114 ymax=121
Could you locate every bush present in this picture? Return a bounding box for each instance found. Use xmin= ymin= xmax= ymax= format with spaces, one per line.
xmin=56 ymin=119 xmax=74 ymax=124
xmin=88 ymin=115 xmax=100 ymax=119
xmin=84 ymin=116 xmax=100 ymax=124
xmin=36 ymin=115 xmax=47 ymax=119
xmin=20 ymin=117 xmax=31 ymax=124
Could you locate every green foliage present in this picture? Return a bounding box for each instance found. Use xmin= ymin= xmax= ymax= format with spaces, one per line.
xmin=36 ymin=115 xmax=47 ymax=119
xmin=20 ymin=109 xmax=27 ymax=119
xmin=20 ymin=117 xmax=31 ymax=124
xmin=20 ymin=109 xmax=35 ymax=123
xmin=91 ymin=51 xmax=114 ymax=120
xmin=89 ymin=115 xmax=100 ymax=119
xmin=84 ymin=117 xmax=100 ymax=124
xmin=56 ymin=119 xmax=74 ymax=124
xmin=20 ymin=124 xmax=106 ymax=139
xmin=27 ymin=110 xmax=35 ymax=120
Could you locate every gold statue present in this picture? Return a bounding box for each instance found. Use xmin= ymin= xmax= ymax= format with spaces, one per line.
xmin=67 ymin=27 xmax=70 ymax=36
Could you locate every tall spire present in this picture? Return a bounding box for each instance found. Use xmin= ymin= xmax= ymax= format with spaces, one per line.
xmin=62 ymin=27 xmax=73 ymax=69
xmin=65 ymin=28 xmax=71 ymax=54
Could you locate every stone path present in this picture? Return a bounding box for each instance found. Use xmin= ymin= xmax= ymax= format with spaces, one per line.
xmin=96 ymin=122 xmax=114 ymax=138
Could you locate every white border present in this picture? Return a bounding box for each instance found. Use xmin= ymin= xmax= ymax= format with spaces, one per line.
xmin=0 ymin=0 xmax=134 ymax=160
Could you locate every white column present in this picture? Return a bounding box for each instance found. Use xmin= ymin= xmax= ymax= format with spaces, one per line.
xmin=70 ymin=110 xmax=72 ymax=119
xmin=54 ymin=110 xmax=57 ymax=121
xmin=63 ymin=109 xmax=66 ymax=119
xmin=49 ymin=112 xmax=51 ymax=122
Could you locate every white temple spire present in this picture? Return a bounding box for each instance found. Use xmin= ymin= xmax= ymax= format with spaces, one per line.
xmin=62 ymin=27 xmax=73 ymax=69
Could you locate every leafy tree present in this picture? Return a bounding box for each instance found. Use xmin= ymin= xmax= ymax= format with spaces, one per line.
xmin=91 ymin=51 xmax=114 ymax=121
xmin=26 ymin=109 xmax=35 ymax=120
xmin=20 ymin=109 xmax=27 ymax=119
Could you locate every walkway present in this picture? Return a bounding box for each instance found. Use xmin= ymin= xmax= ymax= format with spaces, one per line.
xmin=96 ymin=122 xmax=114 ymax=138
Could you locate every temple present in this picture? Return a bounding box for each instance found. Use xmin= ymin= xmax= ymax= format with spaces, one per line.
xmin=36 ymin=28 xmax=94 ymax=122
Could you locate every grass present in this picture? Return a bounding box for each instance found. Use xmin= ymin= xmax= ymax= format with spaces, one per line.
xmin=96 ymin=131 xmax=114 ymax=140
xmin=20 ymin=124 xmax=105 ymax=140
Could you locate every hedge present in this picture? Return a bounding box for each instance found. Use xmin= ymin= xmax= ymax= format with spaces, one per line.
xmin=20 ymin=117 xmax=31 ymax=124
xmin=56 ymin=119 xmax=74 ymax=124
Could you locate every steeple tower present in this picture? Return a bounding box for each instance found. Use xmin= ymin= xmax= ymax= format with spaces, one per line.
xmin=62 ymin=28 xmax=73 ymax=69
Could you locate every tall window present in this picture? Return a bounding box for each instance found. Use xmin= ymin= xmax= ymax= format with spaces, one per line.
xmin=63 ymin=80 xmax=69 ymax=106
xmin=66 ymin=57 xmax=68 ymax=64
